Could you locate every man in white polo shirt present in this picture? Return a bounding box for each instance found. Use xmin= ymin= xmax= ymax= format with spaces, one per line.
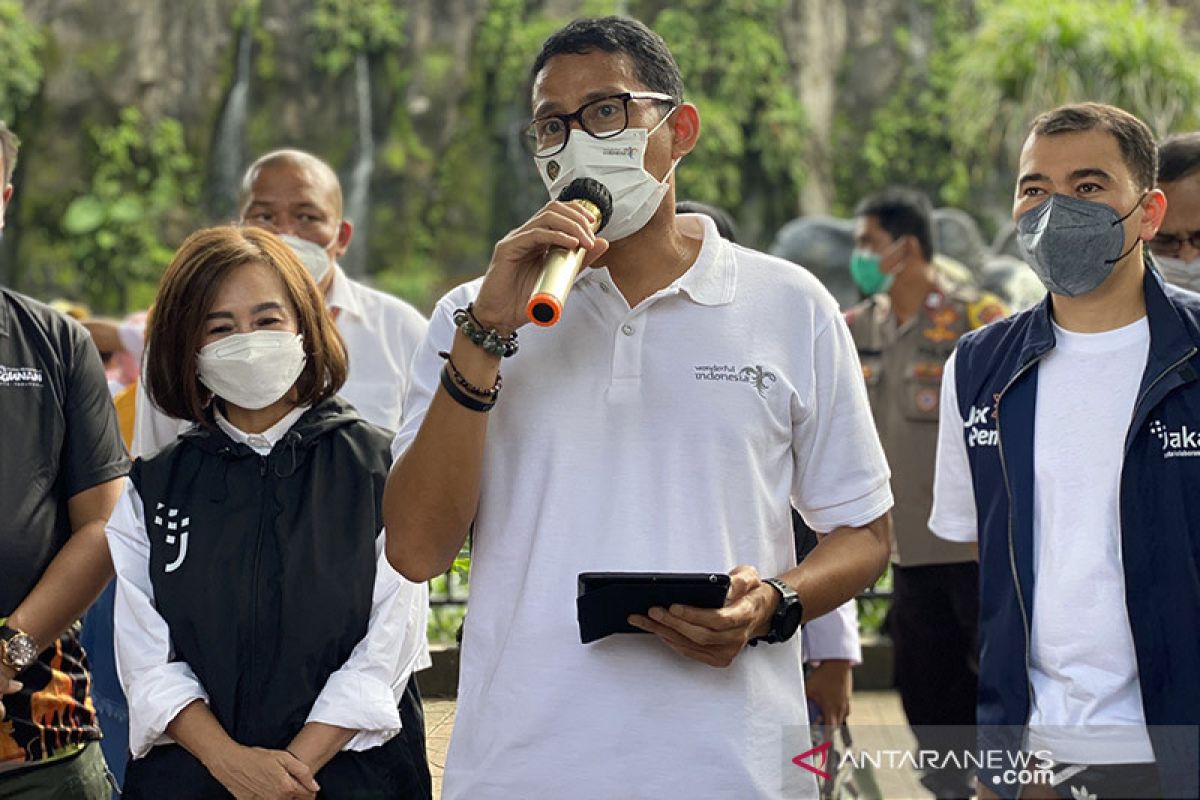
xmin=383 ymin=17 xmax=892 ymax=800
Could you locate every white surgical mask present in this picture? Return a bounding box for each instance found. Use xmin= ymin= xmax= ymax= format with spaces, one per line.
xmin=197 ymin=330 xmax=306 ymax=410
xmin=536 ymin=114 xmax=679 ymax=242
xmin=1155 ymin=255 xmax=1200 ymax=293
xmin=279 ymin=233 xmax=336 ymax=283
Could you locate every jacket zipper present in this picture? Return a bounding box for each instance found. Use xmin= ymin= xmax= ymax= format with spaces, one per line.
xmin=245 ymin=455 xmax=270 ymax=719
xmin=994 ymin=356 xmax=1043 ymax=721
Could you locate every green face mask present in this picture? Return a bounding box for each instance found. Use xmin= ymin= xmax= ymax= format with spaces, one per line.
xmin=849 ymin=248 xmax=893 ymax=295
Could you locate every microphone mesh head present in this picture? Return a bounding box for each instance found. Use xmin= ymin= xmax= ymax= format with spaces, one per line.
xmin=557 ymin=177 xmax=614 ymax=234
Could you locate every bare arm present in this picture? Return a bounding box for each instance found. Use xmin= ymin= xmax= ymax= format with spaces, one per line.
xmin=383 ymin=200 xmax=607 ymax=580
xmin=6 ymin=477 xmax=124 ymax=648
xmin=286 ymin=722 xmax=355 ymax=775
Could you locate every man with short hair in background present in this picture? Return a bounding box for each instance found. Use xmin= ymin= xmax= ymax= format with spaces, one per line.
xmin=1151 ymin=132 xmax=1200 ymax=292
xmin=845 ymin=186 xmax=1007 ymax=799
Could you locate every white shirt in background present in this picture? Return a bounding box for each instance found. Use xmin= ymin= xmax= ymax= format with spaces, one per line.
xmin=930 ymin=317 xmax=1155 ymax=764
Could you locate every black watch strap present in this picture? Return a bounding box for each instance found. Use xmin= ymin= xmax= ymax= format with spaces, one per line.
xmin=748 ymin=577 xmax=803 ymax=647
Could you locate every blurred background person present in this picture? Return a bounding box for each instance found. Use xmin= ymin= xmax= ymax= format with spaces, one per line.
xmin=1152 ymin=132 xmax=1200 ymax=292
xmin=845 ymin=186 xmax=1007 ymax=799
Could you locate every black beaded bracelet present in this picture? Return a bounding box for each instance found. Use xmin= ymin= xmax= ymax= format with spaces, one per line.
xmin=453 ymin=304 xmax=519 ymax=358
xmin=438 ymin=351 xmax=501 ymax=400
xmin=440 ymin=366 xmax=496 ymax=412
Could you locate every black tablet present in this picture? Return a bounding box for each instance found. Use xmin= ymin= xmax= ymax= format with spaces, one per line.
xmin=576 ymin=571 xmax=731 ymax=644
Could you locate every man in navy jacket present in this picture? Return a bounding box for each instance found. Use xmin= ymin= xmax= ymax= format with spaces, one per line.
xmin=930 ymin=102 xmax=1199 ymax=799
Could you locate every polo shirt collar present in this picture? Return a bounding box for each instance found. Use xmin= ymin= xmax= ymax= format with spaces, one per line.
xmin=579 ymin=213 xmax=737 ymax=307
xmin=671 ymin=213 xmax=737 ymax=306
xmin=325 ymin=264 xmax=363 ymax=320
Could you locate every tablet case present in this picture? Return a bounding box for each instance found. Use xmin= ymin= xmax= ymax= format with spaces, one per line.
xmin=576 ymin=572 xmax=731 ymax=644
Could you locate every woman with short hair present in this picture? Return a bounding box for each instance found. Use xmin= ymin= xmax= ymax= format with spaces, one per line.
xmin=108 ymin=225 xmax=428 ymax=799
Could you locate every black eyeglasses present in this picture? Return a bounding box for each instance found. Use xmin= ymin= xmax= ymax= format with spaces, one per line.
xmin=1149 ymin=230 xmax=1200 ymax=257
xmin=523 ymin=91 xmax=677 ymax=158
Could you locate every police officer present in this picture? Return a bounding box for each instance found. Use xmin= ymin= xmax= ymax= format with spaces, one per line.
xmin=845 ymin=186 xmax=1006 ymax=799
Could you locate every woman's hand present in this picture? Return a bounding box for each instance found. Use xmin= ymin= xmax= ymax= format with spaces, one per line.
xmin=208 ymin=744 xmax=320 ymax=800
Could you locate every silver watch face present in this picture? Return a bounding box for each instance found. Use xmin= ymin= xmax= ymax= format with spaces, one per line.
xmin=4 ymin=633 xmax=38 ymax=670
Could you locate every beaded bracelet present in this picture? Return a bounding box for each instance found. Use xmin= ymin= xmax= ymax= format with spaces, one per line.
xmin=453 ymin=304 xmax=519 ymax=358
xmin=438 ymin=351 xmax=501 ymax=401
xmin=439 ymin=366 xmax=496 ymax=413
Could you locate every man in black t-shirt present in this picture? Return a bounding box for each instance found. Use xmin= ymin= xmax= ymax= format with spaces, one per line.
xmin=0 ymin=120 xmax=130 ymax=796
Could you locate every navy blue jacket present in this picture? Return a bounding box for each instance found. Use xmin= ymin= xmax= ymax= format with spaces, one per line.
xmin=953 ymin=268 xmax=1200 ymax=798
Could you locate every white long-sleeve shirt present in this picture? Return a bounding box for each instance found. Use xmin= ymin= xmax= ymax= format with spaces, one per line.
xmin=108 ymin=410 xmax=428 ymax=758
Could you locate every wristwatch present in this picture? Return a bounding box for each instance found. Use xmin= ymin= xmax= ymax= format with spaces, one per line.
xmin=0 ymin=625 xmax=38 ymax=673
xmin=749 ymin=578 xmax=804 ymax=646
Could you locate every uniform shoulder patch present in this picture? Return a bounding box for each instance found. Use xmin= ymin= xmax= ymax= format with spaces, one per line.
xmin=967 ymin=293 xmax=1008 ymax=330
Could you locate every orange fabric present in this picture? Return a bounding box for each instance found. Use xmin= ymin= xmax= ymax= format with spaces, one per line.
xmin=114 ymin=381 xmax=137 ymax=450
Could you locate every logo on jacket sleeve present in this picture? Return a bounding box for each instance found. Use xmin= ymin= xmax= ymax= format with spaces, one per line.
xmin=153 ymin=502 xmax=191 ymax=573
xmin=964 ymin=403 xmax=999 ymax=447
xmin=1150 ymin=419 xmax=1200 ymax=458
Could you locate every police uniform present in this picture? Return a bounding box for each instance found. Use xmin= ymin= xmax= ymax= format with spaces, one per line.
xmin=845 ymin=281 xmax=1006 ymax=797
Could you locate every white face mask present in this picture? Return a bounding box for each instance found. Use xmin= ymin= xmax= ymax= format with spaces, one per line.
xmin=197 ymin=331 xmax=307 ymax=411
xmin=536 ymin=113 xmax=679 ymax=242
xmin=278 ymin=233 xmax=336 ymax=284
xmin=1156 ymin=255 xmax=1200 ymax=293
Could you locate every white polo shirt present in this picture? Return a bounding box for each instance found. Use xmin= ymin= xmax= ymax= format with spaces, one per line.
xmin=393 ymin=214 xmax=892 ymax=800
xmin=131 ymin=265 xmax=428 ymax=455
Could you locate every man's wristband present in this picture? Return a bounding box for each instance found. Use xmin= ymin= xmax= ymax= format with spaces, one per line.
xmin=440 ymin=366 xmax=496 ymax=413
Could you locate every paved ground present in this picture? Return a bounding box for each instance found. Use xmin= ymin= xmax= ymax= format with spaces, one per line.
xmin=423 ymin=691 xmax=935 ymax=799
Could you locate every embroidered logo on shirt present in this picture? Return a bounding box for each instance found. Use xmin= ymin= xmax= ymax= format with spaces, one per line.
xmin=1150 ymin=419 xmax=1200 ymax=458
xmin=0 ymin=365 xmax=44 ymax=387
xmin=964 ymin=404 xmax=998 ymax=447
xmin=153 ymin=502 xmax=191 ymax=573
xmin=693 ymin=363 xmax=777 ymax=397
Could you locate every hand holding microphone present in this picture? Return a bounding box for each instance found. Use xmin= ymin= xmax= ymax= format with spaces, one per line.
xmin=472 ymin=179 xmax=612 ymax=337
xmin=526 ymin=178 xmax=613 ymax=326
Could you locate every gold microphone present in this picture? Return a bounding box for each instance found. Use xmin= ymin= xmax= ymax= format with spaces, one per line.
xmin=526 ymin=178 xmax=613 ymax=327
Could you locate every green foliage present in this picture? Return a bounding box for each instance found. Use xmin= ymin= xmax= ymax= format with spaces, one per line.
xmin=0 ymin=0 xmax=45 ymax=121
xmin=653 ymin=0 xmax=807 ymax=237
xmin=845 ymin=1 xmax=973 ymax=209
xmin=307 ymin=0 xmax=407 ymax=76
xmin=58 ymin=108 xmax=199 ymax=312
xmin=949 ymin=0 xmax=1200 ymax=170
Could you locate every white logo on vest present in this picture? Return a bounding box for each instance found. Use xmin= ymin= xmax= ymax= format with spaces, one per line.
xmin=964 ymin=404 xmax=998 ymax=447
xmin=153 ymin=502 xmax=191 ymax=573
xmin=1150 ymin=419 xmax=1200 ymax=458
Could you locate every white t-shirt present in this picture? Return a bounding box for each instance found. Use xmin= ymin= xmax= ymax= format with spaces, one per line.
xmin=930 ymin=317 xmax=1155 ymax=764
xmin=393 ymin=214 xmax=893 ymax=799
